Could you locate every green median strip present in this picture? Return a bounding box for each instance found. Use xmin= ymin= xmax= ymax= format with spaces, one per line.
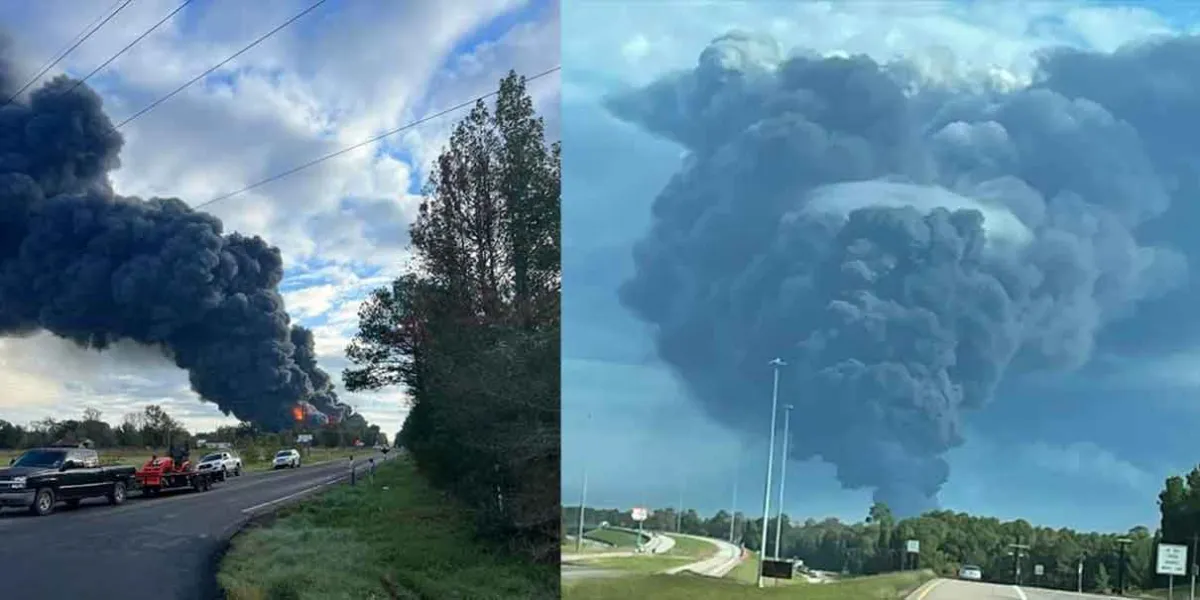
xmin=217 ymin=455 xmax=556 ymax=600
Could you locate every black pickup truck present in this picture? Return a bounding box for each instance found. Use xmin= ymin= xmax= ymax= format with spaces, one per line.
xmin=0 ymin=446 xmax=136 ymax=516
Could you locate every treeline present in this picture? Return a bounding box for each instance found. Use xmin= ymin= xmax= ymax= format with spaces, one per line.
xmin=0 ymin=405 xmax=386 ymax=450
xmin=345 ymin=72 xmax=560 ymax=564
xmin=564 ymin=503 xmax=1158 ymax=594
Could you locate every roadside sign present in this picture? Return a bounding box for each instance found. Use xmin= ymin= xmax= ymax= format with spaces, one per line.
xmin=1034 ymin=564 xmax=1044 ymax=576
xmin=906 ymin=539 xmax=920 ymax=553
xmin=297 ymin=434 xmax=313 ymax=443
xmin=631 ymin=507 xmax=648 ymax=522
xmin=1158 ymin=543 xmax=1189 ymax=576
xmin=761 ymin=559 xmax=794 ymax=579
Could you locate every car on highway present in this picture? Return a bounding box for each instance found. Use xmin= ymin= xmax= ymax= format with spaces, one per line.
xmin=0 ymin=445 xmax=136 ymax=516
xmin=196 ymin=450 xmax=243 ymax=480
xmin=959 ymin=564 xmax=983 ymax=581
xmin=272 ymin=449 xmax=301 ymax=469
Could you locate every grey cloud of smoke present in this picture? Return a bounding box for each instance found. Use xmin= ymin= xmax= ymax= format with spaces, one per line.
xmin=608 ymin=30 xmax=1193 ymax=516
xmin=0 ymin=40 xmax=352 ymax=431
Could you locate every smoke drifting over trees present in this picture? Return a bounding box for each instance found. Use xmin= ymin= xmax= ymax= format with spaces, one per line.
xmin=609 ymin=31 xmax=1199 ymax=515
xmin=0 ymin=45 xmax=351 ymax=430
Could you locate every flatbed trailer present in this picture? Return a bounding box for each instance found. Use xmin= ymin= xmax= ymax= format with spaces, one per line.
xmin=134 ymin=450 xmax=221 ymax=495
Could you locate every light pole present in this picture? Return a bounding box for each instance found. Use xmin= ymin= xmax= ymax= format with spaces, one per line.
xmin=1117 ymin=537 xmax=1132 ymax=595
xmin=757 ymin=357 xmax=786 ymax=588
xmin=676 ymin=475 xmax=685 ymax=533
xmin=773 ymin=403 xmax=794 ymax=560
xmin=575 ymin=469 xmax=588 ymax=553
xmin=574 ymin=412 xmax=591 ymax=553
xmin=729 ymin=444 xmax=739 ymax=544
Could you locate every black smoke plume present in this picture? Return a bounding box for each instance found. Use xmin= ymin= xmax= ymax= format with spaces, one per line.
xmin=0 ymin=49 xmax=352 ymax=430
xmin=609 ymin=30 xmax=1193 ymax=516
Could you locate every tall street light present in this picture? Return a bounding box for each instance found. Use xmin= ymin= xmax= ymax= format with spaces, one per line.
xmin=729 ymin=444 xmax=740 ymax=544
xmin=574 ymin=412 xmax=591 ymax=553
xmin=773 ymin=403 xmax=795 ymax=559
xmin=757 ymin=357 xmax=786 ymax=588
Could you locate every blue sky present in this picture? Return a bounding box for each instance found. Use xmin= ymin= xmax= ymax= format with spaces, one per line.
xmin=561 ymin=0 xmax=1200 ymax=533
xmin=0 ymin=0 xmax=559 ymax=436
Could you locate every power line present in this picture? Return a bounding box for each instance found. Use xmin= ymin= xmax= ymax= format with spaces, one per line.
xmin=195 ymin=65 xmax=561 ymax=211
xmin=114 ymin=0 xmax=331 ymax=130
xmin=61 ymin=0 xmax=196 ymax=98
xmin=2 ymin=0 xmax=134 ymax=108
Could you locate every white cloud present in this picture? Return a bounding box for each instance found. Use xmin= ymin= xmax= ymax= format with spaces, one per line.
xmin=0 ymin=0 xmax=558 ymax=436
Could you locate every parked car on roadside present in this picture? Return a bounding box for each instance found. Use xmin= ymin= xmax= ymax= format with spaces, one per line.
xmin=959 ymin=564 xmax=983 ymax=581
xmin=272 ymin=449 xmax=301 ymax=469
xmin=0 ymin=445 xmax=135 ymax=516
xmin=196 ymin=450 xmax=242 ymax=480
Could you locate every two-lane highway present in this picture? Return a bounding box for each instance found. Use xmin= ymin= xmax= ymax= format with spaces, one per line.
xmin=912 ymin=578 xmax=1134 ymax=600
xmin=0 ymin=454 xmax=381 ymax=600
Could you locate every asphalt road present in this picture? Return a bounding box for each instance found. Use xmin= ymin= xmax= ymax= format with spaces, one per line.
xmin=913 ymin=579 xmax=1134 ymax=600
xmin=0 ymin=453 xmax=382 ymax=600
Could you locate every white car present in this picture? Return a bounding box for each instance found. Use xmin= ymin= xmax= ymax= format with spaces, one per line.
xmin=959 ymin=565 xmax=983 ymax=581
xmin=196 ymin=451 xmax=242 ymax=479
xmin=272 ymin=449 xmax=301 ymax=469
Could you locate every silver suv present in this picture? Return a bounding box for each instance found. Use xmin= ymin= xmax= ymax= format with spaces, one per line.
xmin=196 ymin=451 xmax=243 ymax=480
xmin=272 ymin=449 xmax=301 ymax=469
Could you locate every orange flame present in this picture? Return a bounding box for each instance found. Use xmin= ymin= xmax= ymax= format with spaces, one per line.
xmin=292 ymin=405 xmax=305 ymax=422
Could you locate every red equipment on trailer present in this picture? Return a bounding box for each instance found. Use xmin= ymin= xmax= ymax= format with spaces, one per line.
xmin=134 ymin=445 xmax=220 ymax=495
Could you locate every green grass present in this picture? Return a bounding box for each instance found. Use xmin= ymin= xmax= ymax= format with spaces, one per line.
xmin=584 ymin=555 xmax=696 ymax=573
xmin=0 ymin=446 xmax=350 ymax=473
xmin=217 ymin=454 xmax=556 ymax=600
xmin=563 ymin=569 xmax=935 ymax=600
xmin=584 ymin=528 xmax=644 ymax=548
xmin=663 ymin=535 xmax=719 ymax=559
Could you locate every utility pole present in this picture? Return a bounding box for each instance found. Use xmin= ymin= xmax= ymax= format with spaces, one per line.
xmin=773 ymin=404 xmax=794 ymax=559
xmin=1117 ymin=537 xmax=1133 ymax=595
xmin=1009 ymin=538 xmax=1030 ymax=585
xmin=757 ymin=357 xmax=786 ymax=589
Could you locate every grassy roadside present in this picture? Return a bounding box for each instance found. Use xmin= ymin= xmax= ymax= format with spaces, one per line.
xmin=217 ymin=454 xmax=557 ymax=600
xmin=563 ymin=568 xmax=935 ymax=599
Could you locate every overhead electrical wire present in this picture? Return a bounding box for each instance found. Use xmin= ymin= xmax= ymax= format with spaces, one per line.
xmin=59 ymin=0 xmax=196 ymax=98
xmin=194 ymin=65 xmax=562 ymax=211
xmin=1 ymin=0 xmax=134 ymax=108
xmin=114 ymin=0 xmax=331 ymax=129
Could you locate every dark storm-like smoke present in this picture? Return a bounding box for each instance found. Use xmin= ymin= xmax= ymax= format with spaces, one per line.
xmin=609 ymin=31 xmax=1197 ymax=516
xmin=0 ymin=48 xmax=352 ymax=430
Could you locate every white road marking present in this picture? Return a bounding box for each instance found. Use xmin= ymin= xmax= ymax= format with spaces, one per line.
xmin=239 ymin=475 xmax=345 ymax=514
xmin=1013 ymin=585 xmax=1028 ymax=600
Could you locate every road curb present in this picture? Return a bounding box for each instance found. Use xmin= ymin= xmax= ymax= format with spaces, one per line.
xmin=905 ymin=577 xmax=944 ymax=600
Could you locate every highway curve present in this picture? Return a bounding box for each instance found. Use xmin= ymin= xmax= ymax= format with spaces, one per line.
xmin=910 ymin=578 xmax=1135 ymax=600
xmin=0 ymin=454 xmax=380 ymax=600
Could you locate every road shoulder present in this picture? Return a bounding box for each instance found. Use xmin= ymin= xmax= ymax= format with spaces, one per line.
xmin=216 ymin=455 xmax=557 ymax=599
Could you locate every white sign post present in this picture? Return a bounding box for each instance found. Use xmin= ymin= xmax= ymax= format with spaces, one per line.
xmin=1159 ymin=543 xmax=1189 ymax=600
xmin=631 ymin=507 xmax=648 ymax=552
xmin=905 ymin=540 xmax=919 ymax=570
xmin=1035 ymin=564 xmax=1044 ymax=582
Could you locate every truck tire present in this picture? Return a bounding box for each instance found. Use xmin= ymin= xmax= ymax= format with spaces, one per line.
xmin=234 ymin=464 xmax=242 ymax=476
xmin=30 ymin=488 xmax=55 ymax=516
xmin=108 ymin=481 xmax=127 ymax=505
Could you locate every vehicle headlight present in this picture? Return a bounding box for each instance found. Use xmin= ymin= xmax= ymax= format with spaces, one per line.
xmin=10 ymin=476 xmax=26 ymax=488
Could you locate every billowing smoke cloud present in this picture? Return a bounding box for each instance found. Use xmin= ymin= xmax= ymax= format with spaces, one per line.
xmin=609 ymin=30 xmax=1195 ymax=516
xmin=0 ymin=47 xmax=352 ymax=430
